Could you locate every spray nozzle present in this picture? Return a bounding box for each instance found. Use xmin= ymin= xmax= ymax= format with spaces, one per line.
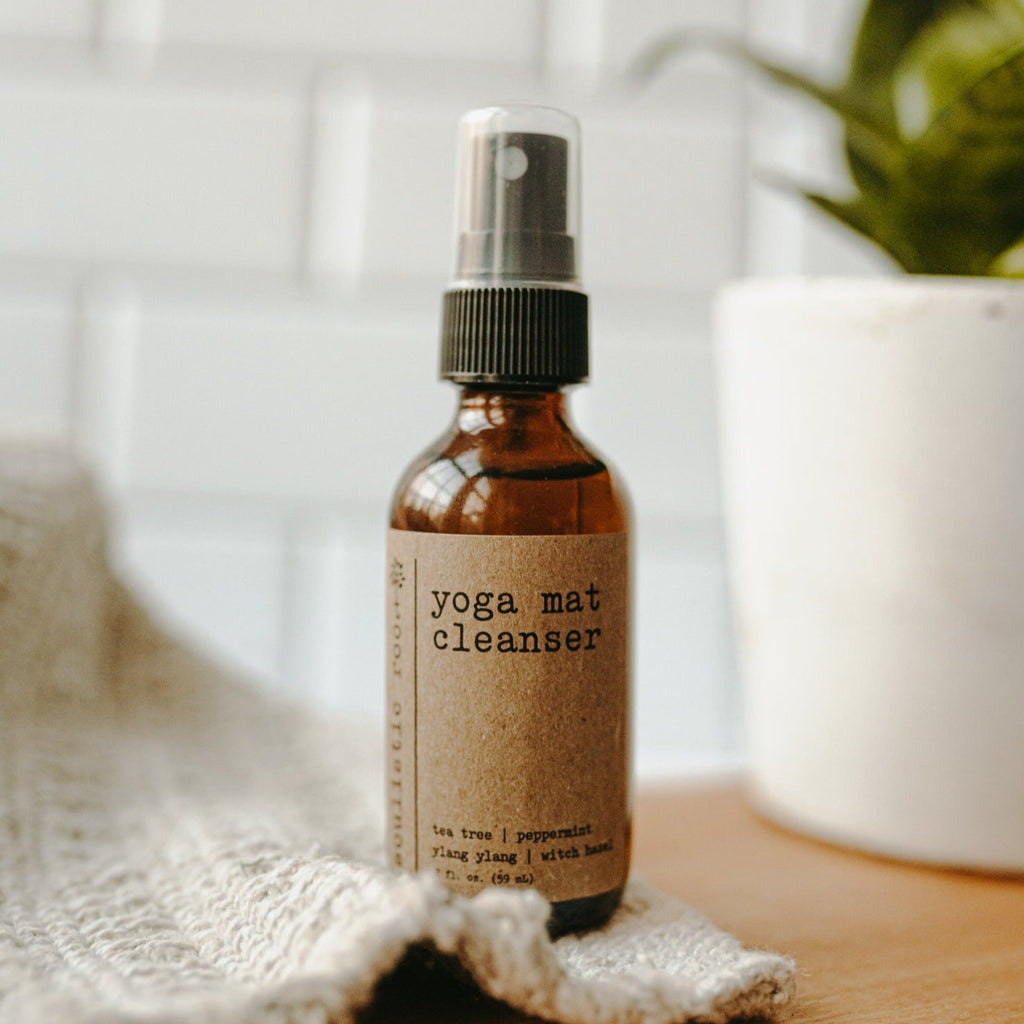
xmin=452 ymin=106 xmax=581 ymax=286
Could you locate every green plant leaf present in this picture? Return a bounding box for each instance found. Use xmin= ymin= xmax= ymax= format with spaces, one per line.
xmin=893 ymin=2 xmax=1024 ymax=136
xmin=628 ymin=0 xmax=1024 ymax=276
xmin=754 ymin=169 xmax=927 ymax=272
xmin=846 ymin=2 xmax=968 ymax=192
xmin=800 ymin=191 xmax=929 ymax=273
xmin=845 ymin=0 xmax=958 ymax=127
xmin=988 ymin=232 xmax=1024 ymax=275
xmin=627 ymin=29 xmax=894 ymax=138
xmin=901 ymin=42 xmax=1024 ymax=272
xmin=627 ymin=28 xmax=905 ymax=205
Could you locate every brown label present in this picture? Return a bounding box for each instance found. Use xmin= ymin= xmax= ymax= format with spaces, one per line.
xmin=385 ymin=530 xmax=630 ymax=903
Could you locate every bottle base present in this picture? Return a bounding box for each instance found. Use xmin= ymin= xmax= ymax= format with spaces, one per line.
xmin=547 ymin=885 xmax=624 ymax=937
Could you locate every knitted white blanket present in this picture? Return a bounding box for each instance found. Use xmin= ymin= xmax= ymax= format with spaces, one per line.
xmin=0 ymin=442 xmax=795 ymax=1024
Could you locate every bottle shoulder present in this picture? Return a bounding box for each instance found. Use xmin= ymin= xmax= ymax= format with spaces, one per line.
xmin=389 ymin=422 xmax=629 ymax=535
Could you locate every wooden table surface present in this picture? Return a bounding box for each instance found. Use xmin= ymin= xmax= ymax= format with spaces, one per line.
xmin=360 ymin=780 xmax=1024 ymax=1023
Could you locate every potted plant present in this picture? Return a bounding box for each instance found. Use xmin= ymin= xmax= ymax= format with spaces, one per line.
xmin=635 ymin=0 xmax=1024 ymax=870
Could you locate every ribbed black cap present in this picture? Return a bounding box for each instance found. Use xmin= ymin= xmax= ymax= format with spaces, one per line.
xmin=440 ymin=287 xmax=589 ymax=385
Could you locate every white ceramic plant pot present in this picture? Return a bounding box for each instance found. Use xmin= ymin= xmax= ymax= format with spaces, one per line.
xmin=715 ymin=277 xmax=1024 ymax=871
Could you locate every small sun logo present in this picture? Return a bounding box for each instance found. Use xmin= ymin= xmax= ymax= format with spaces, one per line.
xmin=390 ymin=559 xmax=405 ymax=588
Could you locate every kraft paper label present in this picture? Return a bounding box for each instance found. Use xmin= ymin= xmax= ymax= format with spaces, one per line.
xmin=385 ymin=530 xmax=630 ymax=903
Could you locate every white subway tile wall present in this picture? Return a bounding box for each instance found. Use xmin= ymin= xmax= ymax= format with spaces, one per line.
xmin=0 ymin=0 xmax=867 ymax=777
xmin=0 ymin=3 xmax=93 ymax=37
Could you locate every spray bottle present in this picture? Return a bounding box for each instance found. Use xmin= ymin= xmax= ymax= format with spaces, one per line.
xmin=386 ymin=106 xmax=630 ymax=935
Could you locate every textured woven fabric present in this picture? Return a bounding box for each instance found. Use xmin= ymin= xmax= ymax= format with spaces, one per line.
xmin=0 ymin=441 xmax=795 ymax=1024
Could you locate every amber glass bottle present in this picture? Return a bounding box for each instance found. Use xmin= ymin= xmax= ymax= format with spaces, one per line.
xmin=386 ymin=107 xmax=630 ymax=935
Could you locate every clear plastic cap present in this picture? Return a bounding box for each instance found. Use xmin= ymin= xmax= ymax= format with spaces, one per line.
xmin=451 ymin=106 xmax=581 ymax=287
